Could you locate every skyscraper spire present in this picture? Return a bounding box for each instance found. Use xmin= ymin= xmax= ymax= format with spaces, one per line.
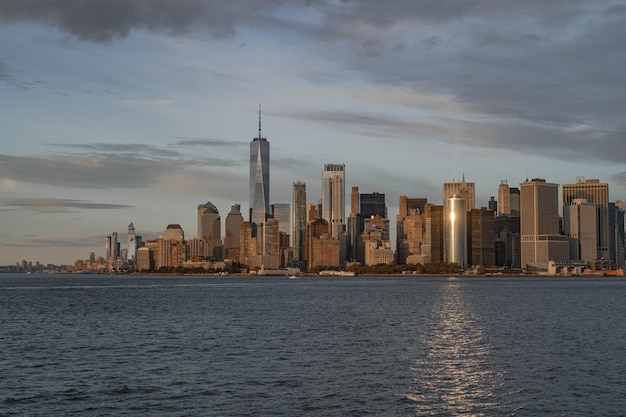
xmin=250 ymin=105 xmax=270 ymax=224
xmin=258 ymin=103 xmax=262 ymax=140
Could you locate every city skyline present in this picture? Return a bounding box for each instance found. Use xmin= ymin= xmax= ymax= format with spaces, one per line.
xmin=1 ymin=1 xmax=626 ymax=265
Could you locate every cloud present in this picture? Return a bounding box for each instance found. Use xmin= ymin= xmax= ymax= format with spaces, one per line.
xmin=604 ymin=4 xmax=626 ymax=16
xmin=3 ymin=1 xmax=625 ymax=170
xmin=173 ymin=137 xmax=247 ymax=147
xmin=0 ymin=61 xmax=8 ymax=80
xmin=611 ymin=171 xmax=626 ymax=187
xmin=0 ymin=154 xmax=171 ymax=188
xmin=0 ymin=1 xmax=214 ymax=42
xmin=4 ymin=198 xmax=132 ymax=213
xmin=50 ymin=142 xmax=184 ymax=160
xmin=0 ymin=1 xmax=594 ymax=44
xmin=2 ymin=178 xmax=16 ymax=191
xmin=0 ymin=151 xmax=246 ymax=190
xmin=0 ymin=61 xmax=35 ymax=91
xmin=0 ymin=0 xmax=309 ymax=42
xmin=282 ymin=105 xmax=626 ymax=164
xmin=1 ymin=234 xmax=104 ymax=248
xmin=119 ymin=98 xmax=174 ymax=109
xmin=49 ymin=142 xmax=243 ymax=168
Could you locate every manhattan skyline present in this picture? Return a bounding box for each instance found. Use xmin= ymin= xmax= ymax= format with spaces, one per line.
xmin=1 ymin=1 xmax=626 ymax=265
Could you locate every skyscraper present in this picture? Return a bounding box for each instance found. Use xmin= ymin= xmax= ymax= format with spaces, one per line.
xmin=467 ymin=208 xmax=496 ymax=267
xmin=563 ymin=199 xmax=597 ymax=262
xmin=292 ymin=181 xmax=306 ymax=263
xmin=520 ymin=178 xmax=568 ymax=269
xmin=351 ymin=186 xmax=359 ymax=216
xmin=424 ymin=204 xmax=444 ymax=264
xmin=498 ymin=180 xmax=511 ymax=215
xmin=322 ymin=163 xmax=345 ymax=238
xmin=443 ymin=175 xmax=475 ymax=211
xmin=562 ymin=178 xmax=609 ymax=260
xmin=105 ymin=235 xmax=112 ymax=260
xmin=157 ymin=224 xmax=185 ymax=269
xmin=127 ymin=222 xmax=137 ymax=261
xmin=271 ymin=203 xmax=291 ymax=236
xmin=360 ymin=192 xmax=386 ymax=218
xmin=224 ymin=204 xmax=244 ymax=260
xmin=510 ymin=187 xmax=520 ymax=215
xmin=111 ymin=232 xmax=119 ymax=260
xmin=443 ymin=195 xmax=467 ymax=265
xmin=610 ymin=202 xmax=625 ymax=268
xmin=396 ymin=196 xmax=428 ymax=265
xmin=197 ymin=201 xmax=222 ymax=260
xmin=348 ymin=190 xmax=387 ymax=263
xmin=347 ymin=186 xmax=360 ymax=262
xmin=249 ymin=106 xmax=270 ymax=225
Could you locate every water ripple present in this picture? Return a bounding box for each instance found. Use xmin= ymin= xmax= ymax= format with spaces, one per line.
xmin=2 ymin=275 xmax=626 ymax=416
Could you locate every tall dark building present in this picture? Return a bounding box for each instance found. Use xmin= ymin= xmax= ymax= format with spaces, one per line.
xmin=347 ymin=190 xmax=387 ymax=263
xmin=292 ymin=182 xmax=306 ymax=264
xmin=467 ymin=208 xmax=496 ymax=267
xmin=425 ymin=204 xmax=444 ymax=264
xmin=609 ymin=202 xmax=625 ymax=268
xmin=249 ymin=106 xmax=270 ymax=225
xmin=495 ymin=215 xmax=521 ymax=268
xmin=360 ymin=192 xmax=386 ymax=218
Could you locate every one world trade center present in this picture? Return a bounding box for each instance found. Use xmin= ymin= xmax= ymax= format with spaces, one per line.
xmin=249 ymin=105 xmax=270 ymax=225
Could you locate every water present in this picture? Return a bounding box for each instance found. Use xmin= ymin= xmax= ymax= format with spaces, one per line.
xmin=1 ymin=274 xmax=626 ymax=416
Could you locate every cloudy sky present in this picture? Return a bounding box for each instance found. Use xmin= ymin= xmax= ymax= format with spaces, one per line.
xmin=1 ymin=0 xmax=625 ymax=265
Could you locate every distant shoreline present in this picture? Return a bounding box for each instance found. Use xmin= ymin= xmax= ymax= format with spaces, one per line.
xmin=3 ymin=271 xmax=622 ymax=278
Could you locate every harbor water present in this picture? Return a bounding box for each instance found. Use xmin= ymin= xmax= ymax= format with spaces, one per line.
xmin=2 ymin=274 xmax=625 ymax=416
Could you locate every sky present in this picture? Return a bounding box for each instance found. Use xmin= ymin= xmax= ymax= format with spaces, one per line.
xmin=1 ymin=0 xmax=626 ymax=265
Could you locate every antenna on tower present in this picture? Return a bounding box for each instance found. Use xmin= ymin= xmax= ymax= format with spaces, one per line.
xmin=258 ymin=103 xmax=262 ymax=140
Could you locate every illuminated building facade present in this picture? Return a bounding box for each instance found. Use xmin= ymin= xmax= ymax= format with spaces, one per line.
xmin=322 ymin=163 xmax=345 ymax=238
xmin=562 ymin=178 xmax=609 ymax=261
xmin=443 ymin=195 xmax=467 ymax=265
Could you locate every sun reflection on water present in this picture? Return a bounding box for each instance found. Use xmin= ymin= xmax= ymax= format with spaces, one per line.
xmin=406 ymin=280 xmax=504 ymax=415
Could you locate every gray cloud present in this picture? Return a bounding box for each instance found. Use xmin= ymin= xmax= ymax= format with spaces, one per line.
xmin=0 ymin=153 xmax=173 ymax=188
xmin=0 ymin=61 xmax=35 ymax=91
xmin=173 ymin=137 xmax=246 ymax=147
xmin=0 ymin=0 xmax=330 ymax=42
xmin=50 ymin=142 xmax=242 ymax=168
xmin=0 ymin=149 xmax=244 ymax=189
xmin=0 ymin=62 xmax=8 ymax=80
xmin=3 ymin=0 xmax=625 ymax=167
xmin=50 ymin=142 xmax=184 ymax=160
xmin=4 ymin=198 xmax=133 ymax=213
xmin=0 ymin=0 xmax=233 ymax=42
xmin=604 ymin=4 xmax=626 ymax=16
xmin=306 ymin=1 xmax=626 ymax=163
xmin=0 ymin=1 xmax=597 ymax=43
xmin=1 ymin=234 xmax=104 ymax=248
xmin=284 ymin=108 xmax=626 ymax=164
xmin=611 ymin=172 xmax=626 ymax=187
